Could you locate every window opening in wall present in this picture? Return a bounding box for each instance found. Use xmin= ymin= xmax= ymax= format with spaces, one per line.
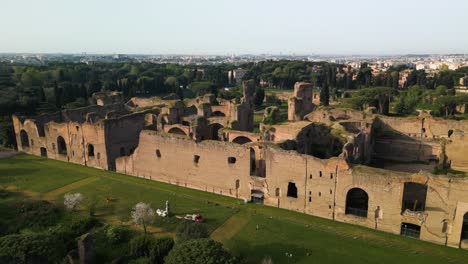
xmin=76 ymin=126 xmax=79 ymax=132
xmin=448 ymin=129 xmax=454 ymax=137
xmin=275 ymin=188 xmax=280 ymax=197
xmin=156 ymin=149 xmax=161 ymax=158
xmin=401 ymin=182 xmax=427 ymax=213
xmin=287 ymin=182 xmax=298 ymax=198
xmin=250 ymin=148 xmax=256 ymax=175
xmin=309 ymin=174 xmax=312 ymax=179
xmin=319 ymin=171 xmax=322 ymax=177
xmin=318 ymin=192 xmax=321 ymax=197
xmin=20 ymin=130 xmax=29 ymax=148
xmin=228 ymin=157 xmax=236 ymax=164
xmin=330 ymin=173 xmax=333 ymax=179
xmin=194 ymin=155 xmax=200 ymax=164
xmin=57 ymin=136 xmax=67 ymax=155
xmin=88 ymin=144 xmax=95 ymax=157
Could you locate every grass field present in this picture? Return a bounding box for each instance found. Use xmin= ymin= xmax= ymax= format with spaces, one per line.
xmin=1 ymin=154 xmax=468 ymax=263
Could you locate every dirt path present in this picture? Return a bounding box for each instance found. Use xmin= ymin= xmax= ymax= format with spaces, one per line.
xmin=211 ymin=210 xmax=250 ymax=243
xmin=42 ymin=177 xmax=100 ymax=200
xmin=0 ymin=151 xmax=19 ymax=159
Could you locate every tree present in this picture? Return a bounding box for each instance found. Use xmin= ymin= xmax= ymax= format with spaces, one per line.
xmin=131 ymin=202 xmax=155 ymax=234
xmin=164 ymin=239 xmax=236 ymax=264
xmin=63 ymin=193 xmax=83 ymax=211
xmin=320 ymin=82 xmax=330 ymax=106
xmin=254 ymin=86 xmax=265 ymax=107
xmin=175 ymin=221 xmax=209 ymax=243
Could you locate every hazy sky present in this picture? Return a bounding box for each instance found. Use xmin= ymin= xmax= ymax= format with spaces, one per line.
xmin=1 ymin=0 xmax=467 ymax=55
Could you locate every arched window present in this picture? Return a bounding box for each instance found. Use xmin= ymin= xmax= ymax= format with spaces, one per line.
xmin=20 ymin=130 xmax=29 ymax=148
xmin=87 ymin=144 xmax=95 ymax=158
xmin=232 ymin=136 xmax=252 ymax=145
xmin=57 ymin=136 xmax=67 ymax=155
xmin=345 ymin=188 xmax=368 ymax=217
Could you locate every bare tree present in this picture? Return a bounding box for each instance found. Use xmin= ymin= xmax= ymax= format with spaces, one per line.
xmin=64 ymin=193 xmax=83 ymax=211
xmin=131 ymin=202 xmax=155 ymax=234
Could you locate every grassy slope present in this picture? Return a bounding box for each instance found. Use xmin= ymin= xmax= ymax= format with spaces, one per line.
xmin=1 ymin=154 xmax=468 ymax=263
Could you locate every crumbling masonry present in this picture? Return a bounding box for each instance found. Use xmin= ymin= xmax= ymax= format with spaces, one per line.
xmin=13 ymin=81 xmax=468 ymax=249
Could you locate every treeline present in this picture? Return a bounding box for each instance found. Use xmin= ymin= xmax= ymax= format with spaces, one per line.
xmin=1 ymin=60 xmax=468 ymax=148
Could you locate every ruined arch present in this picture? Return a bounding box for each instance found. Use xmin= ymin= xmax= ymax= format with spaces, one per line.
xmin=345 ymin=188 xmax=368 ymax=217
xmin=208 ymin=123 xmax=224 ymax=140
xmin=168 ymin=127 xmax=187 ymax=136
xmin=57 ymin=136 xmax=67 ymax=155
xmin=20 ymin=130 xmax=29 ymax=149
xmin=211 ymin=111 xmax=226 ymax=117
xmin=87 ymin=144 xmax=95 ymax=158
xmin=232 ymin=136 xmax=252 ymax=145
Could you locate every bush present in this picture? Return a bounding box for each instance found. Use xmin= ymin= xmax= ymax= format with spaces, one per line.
xmin=106 ymin=225 xmax=131 ymax=244
xmin=0 ymin=232 xmax=66 ymax=263
xmin=129 ymin=235 xmax=174 ymax=263
xmin=10 ymin=200 xmax=63 ymax=231
xmin=129 ymin=234 xmax=157 ymax=258
xmin=149 ymin=237 xmax=174 ymax=264
xmin=164 ymin=238 xmax=236 ymax=264
xmin=175 ymin=221 xmax=209 ymax=243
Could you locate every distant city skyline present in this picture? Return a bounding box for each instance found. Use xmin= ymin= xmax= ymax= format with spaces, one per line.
xmin=1 ymin=0 xmax=468 ymax=55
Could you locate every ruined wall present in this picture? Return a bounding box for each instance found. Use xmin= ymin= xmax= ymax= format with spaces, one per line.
xmin=288 ymin=82 xmax=315 ymax=121
xmin=116 ymin=131 xmax=252 ymax=199
xmin=335 ymin=167 xmax=468 ymax=247
xmin=373 ymin=116 xmax=468 ymax=171
xmin=104 ymin=112 xmax=150 ymax=170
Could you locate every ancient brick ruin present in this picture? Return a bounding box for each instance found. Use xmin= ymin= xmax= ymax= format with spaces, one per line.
xmin=13 ymin=81 xmax=468 ymax=248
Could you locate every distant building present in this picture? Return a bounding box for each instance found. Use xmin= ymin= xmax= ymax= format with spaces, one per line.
xmin=228 ymin=68 xmax=248 ymax=85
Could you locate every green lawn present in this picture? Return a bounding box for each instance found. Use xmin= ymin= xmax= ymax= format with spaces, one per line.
xmin=1 ymin=154 xmax=468 ymax=263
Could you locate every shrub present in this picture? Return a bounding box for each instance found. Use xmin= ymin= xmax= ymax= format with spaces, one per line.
xmin=10 ymin=200 xmax=63 ymax=231
xmin=106 ymin=225 xmax=131 ymax=244
xmin=129 ymin=234 xmax=157 ymax=258
xmin=0 ymin=232 xmax=66 ymax=263
xmin=175 ymin=221 xmax=209 ymax=243
xmin=149 ymin=237 xmax=174 ymax=264
xmin=164 ymin=238 xmax=236 ymax=264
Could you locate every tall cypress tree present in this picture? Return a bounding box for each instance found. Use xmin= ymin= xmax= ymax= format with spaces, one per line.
xmin=320 ymin=82 xmax=330 ymax=106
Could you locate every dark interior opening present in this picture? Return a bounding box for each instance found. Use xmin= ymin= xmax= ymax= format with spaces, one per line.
xmin=400 ymin=223 xmax=421 ymax=239
xmin=402 ymin=182 xmax=427 ymax=213
xmin=87 ymin=144 xmax=95 ymax=157
xmin=287 ymin=182 xmax=298 ymax=198
xmin=57 ymin=136 xmax=67 ymax=155
xmin=345 ymin=188 xmax=369 ymax=217
xmin=20 ymin=130 xmax=29 ymax=148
